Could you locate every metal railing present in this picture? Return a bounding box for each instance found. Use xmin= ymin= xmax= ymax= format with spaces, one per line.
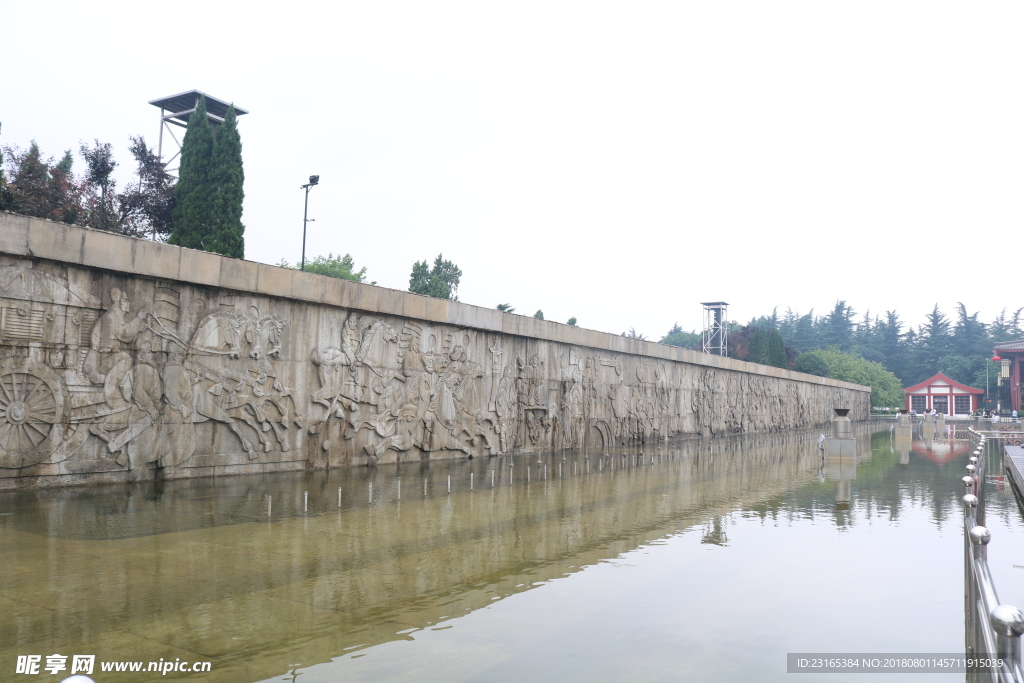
xmin=964 ymin=428 xmax=1024 ymax=682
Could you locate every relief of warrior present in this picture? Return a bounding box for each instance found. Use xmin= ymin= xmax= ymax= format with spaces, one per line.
xmin=84 ymin=287 xmax=147 ymax=385
xmin=159 ymin=350 xmax=196 ymax=467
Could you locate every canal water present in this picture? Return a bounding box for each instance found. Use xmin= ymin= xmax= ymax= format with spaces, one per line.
xmin=2 ymin=423 xmax=1023 ymax=682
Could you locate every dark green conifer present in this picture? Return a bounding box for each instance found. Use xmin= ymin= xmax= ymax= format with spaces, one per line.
xmin=748 ymin=328 xmax=769 ymax=364
xmin=169 ymin=96 xmax=214 ymax=250
xmin=207 ymin=105 xmax=245 ymax=258
xmin=767 ymin=329 xmax=789 ymax=368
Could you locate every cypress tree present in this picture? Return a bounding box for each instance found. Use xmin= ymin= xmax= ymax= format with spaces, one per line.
xmin=207 ymin=105 xmax=245 ymax=258
xmin=169 ymin=96 xmax=214 ymax=250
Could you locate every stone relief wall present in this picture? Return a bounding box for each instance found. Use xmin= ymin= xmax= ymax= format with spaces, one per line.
xmin=0 ymin=218 xmax=870 ymax=487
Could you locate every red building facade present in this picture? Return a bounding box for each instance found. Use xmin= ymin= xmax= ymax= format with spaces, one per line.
xmin=992 ymin=340 xmax=1024 ymax=413
xmin=903 ymin=373 xmax=983 ymax=415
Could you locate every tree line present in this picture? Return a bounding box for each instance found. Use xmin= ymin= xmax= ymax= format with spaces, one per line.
xmin=0 ymin=124 xmax=174 ymax=238
xmin=0 ymin=94 xmax=245 ymax=258
xmin=656 ymin=301 xmax=1022 ymax=407
xmin=745 ymin=301 xmax=1013 ymax=392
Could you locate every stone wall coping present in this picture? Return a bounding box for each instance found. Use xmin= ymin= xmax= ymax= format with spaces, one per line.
xmin=1 ymin=211 xmax=870 ymax=394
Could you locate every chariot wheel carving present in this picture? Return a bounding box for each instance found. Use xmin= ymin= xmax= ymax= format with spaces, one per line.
xmin=0 ymin=360 xmax=67 ymax=468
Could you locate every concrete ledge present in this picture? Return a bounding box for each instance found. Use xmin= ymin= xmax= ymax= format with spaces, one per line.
xmin=0 ymin=213 xmax=29 ymax=255
xmin=133 ymin=239 xmax=180 ymax=280
xmin=0 ymin=211 xmax=870 ymax=395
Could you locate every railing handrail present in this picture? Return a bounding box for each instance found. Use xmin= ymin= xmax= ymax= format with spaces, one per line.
xmin=964 ymin=428 xmax=1024 ymax=682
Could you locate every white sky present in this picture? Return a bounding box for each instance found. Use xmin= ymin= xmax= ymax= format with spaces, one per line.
xmin=3 ymin=1 xmax=1022 ymax=340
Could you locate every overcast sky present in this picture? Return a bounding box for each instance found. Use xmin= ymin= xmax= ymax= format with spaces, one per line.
xmin=3 ymin=1 xmax=1022 ymax=340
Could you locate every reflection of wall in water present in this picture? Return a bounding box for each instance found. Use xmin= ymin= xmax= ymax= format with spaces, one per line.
xmin=0 ymin=429 xmax=832 ymax=677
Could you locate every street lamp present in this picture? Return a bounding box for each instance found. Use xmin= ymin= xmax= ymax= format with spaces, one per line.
xmin=988 ymin=355 xmax=1001 ymax=412
xmin=300 ymin=175 xmax=320 ymax=271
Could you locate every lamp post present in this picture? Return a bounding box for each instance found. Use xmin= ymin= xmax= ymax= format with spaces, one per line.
xmin=989 ymin=355 xmax=1001 ymax=413
xmin=300 ymin=175 xmax=319 ymax=271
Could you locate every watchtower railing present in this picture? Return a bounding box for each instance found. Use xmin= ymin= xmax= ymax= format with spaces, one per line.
xmin=964 ymin=428 xmax=1024 ymax=682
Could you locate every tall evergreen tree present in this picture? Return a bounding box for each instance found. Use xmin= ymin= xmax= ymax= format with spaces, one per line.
xmin=913 ymin=304 xmax=952 ymax=382
xmin=820 ymin=300 xmax=855 ymax=350
xmin=409 ymin=260 xmax=431 ymax=294
xmin=169 ymin=96 xmax=215 ymax=250
xmin=791 ymin=311 xmax=818 ymax=351
xmin=876 ymin=311 xmax=909 ymax=383
xmin=989 ymin=308 xmax=1023 ymax=343
xmin=748 ymin=328 xmax=769 ymax=364
xmin=767 ymin=329 xmax=788 ymax=368
xmin=80 ymin=139 xmax=117 ymax=231
xmin=207 ymin=105 xmax=245 ymax=257
xmin=952 ymin=303 xmax=988 ymax=359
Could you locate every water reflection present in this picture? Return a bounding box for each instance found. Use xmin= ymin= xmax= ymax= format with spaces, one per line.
xmin=1 ymin=423 xmax=1016 ymax=682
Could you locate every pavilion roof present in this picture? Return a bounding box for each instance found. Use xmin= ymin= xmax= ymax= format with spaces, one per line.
xmin=903 ymin=372 xmax=984 ymax=395
xmin=993 ymin=339 xmax=1024 ymax=353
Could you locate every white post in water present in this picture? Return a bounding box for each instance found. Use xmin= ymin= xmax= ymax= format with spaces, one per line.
xmin=528 ymin=466 xmax=530 ymax=483
xmin=338 ymin=487 xmax=341 ymax=508
xmin=268 ymin=495 xmax=272 ymax=517
xmin=448 ymin=475 xmax=451 ymax=494
xmin=369 ymin=482 xmax=373 ymax=503
xmin=470 ymin=472 xmax=474 ymax=490
xmin=424 ymin=479 xmax=428 ymax=497
xmin=304 ymin=491 xmax=308 ymax=512
xmin=397 ymin=477 xmax=401 ymax=500
xmin=491 ymin=470 xmax=495 ymax=487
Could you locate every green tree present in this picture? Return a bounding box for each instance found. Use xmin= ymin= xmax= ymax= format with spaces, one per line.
xmin=497 ymin=303 xmax=515 ymax=313
xmin=661 ymin=327 xmax=701 ymax=349
xmin=567 ymin=316 xmax=577 ymax=326
xmin=409 ymin=260 xmax=430 ymax=293
xmin=279 ymin=253 xmax=366 ymax=282
xmin=990 ymin=308 xmax=1023 ymax=343
xmin=623 ymin=328 xmax=646 ymax=339
xmin=80 ymin=139 xmax=117 ymax=231
xmin=767 ymin=328 xmax=788 ymax=368
xmin=7 ymin=141 xmax=50 ymax=217
xmin=952 ymin=303 xmax=988 ymax=357
xmin=206 ymin=105 xmax=244 ymax=257
xmin=912 ymin=304 xmax=952 ymax=383
xmin=820 ymin=300 xmax=855 ymax=350
xmin=793 ymin=351 xmax=830 ymax=377
xmin=56 ymin=150 xmax=73 ymax=175
xmin=814 ymin=346 xmax=904 ymax=407
xmin=534 ymin=310 xmax=544 ymax=320
xmin=170 ymin=96 xmax=215 ymax=250
xmin=408 ymin=253 xmax=461 ymax=299
xmin=661 ymin=323 xmax=699 ymax=349
xmin=937 ymin=355 xmax=974 ymax=386
xmin=748 ymin=328 xmax=769 ymax=364
xmin=120 ymin=136 xmax=175 ymax=239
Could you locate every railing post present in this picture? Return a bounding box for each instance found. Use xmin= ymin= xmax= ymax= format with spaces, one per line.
xmin=990 ymin=605 xmax=1024 ymax=669
xmin=969 ymin=525 xmax=990 ymax=563
xmin=964 ymin=493 xmax=979 ymax=658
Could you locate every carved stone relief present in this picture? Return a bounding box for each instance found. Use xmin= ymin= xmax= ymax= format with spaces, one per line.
xmin=0 ymin=260 xmax=870 ymax=486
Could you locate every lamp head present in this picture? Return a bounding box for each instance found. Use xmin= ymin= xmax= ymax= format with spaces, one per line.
xmin=309 ymin=175 xmax=319 ymax=185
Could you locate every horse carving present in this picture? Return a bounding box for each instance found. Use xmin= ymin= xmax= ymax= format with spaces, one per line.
xmin=188 ymin=310 xmax=301 ymax=456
